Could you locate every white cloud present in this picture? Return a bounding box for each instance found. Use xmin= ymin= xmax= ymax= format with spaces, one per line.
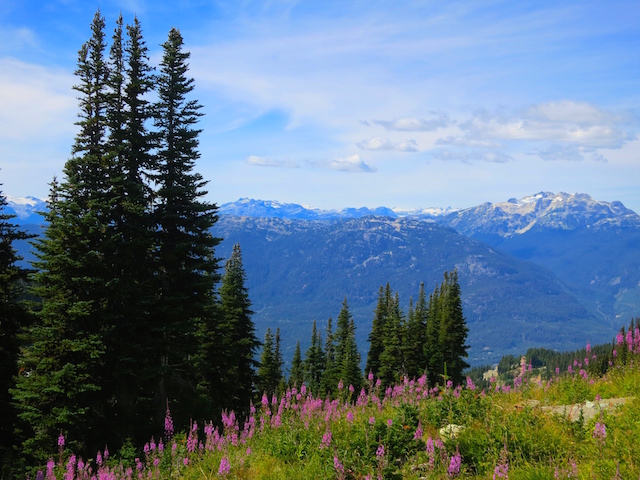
xmin=436 ymin=136 xmax=502 ymax=148
xmin=313 ymin=154 xmax=375 ymax=173
xmin=434 ymin=150 xmax=513 ymax=164
xmin=372 ymin=115 xmax=449 ymax=132
xmin=459 ymin=102 xmax=634 ymax=149
xmin=357 ymin=137 xmax=418 ymax=152
xmin=0 ymin=58 xmax=76 ymax=141
xmin=526 ymin=101 xmax=623 ymax=125
xmin=246 ymin=155 xmax=300 ymax=168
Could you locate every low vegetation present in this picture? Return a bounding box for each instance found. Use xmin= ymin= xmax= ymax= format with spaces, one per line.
xmin=35 ymin=339 xmax=640 ymax=479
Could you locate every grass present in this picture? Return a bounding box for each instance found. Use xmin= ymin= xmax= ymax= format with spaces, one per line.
xmin=37 ymin=357 xmax=640 ymax=479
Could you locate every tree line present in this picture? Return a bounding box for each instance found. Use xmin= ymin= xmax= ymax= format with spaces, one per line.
xmin=257 ymin=272 xmax=469 ymax=399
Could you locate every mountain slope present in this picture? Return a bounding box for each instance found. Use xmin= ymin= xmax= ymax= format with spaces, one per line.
xmin=213 ymin=215 xmax=609 ymax=366
xmin=438 ymin=192 xmax=640 ymax=329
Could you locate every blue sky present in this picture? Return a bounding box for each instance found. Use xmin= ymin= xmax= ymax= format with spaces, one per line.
xmin=1 ymin=0 xmax=639 ymax=211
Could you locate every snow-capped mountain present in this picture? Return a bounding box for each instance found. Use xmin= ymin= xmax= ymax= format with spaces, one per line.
xmin=4 ymin=196 xmax=47 ymax=224
xmin=219 ymin=198 xmax=399 ymax=220
xmin=218 ymin=198 xmax=456 ymax=220
xmin=440 ymin=192 xmax=640 ymax=237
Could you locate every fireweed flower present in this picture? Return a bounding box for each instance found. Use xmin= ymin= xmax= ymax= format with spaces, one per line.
xmin=320 ymin=431 xmax=332 ymax=449
xmin=376 ymin=444 xmax=385 ymax=458
xmin=334 ymin=456 xmax=345 ymax=476
xmin=448 ymin=448 xmax=461 ymax=477
xmin=218 ymin=456 xmax=231 ymax=476
xmin=414 ymin=421 xmax=423 ymax=440
xmin=593 ymin=422 xmax=606 ymax=446
xmin=338 ymin=379 xmax=344 ymax=390
xmin=164 ymin=407 xmax=174 ymax=439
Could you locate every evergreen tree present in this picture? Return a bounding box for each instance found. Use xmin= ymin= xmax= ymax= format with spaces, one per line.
xmin=321 ymin=317 xmax=339 ymax=395
xmin=365 ymin=285 xmax=389 ymax=379
xmin=288 ymin=341 xmax=304 ymax=389
xmin=257 ymin=328 xmax=280 ymax=397
xmin=438 ymin=270 xmax=469 ymax=385
xmin=103 ymin=13 xmax=158 ymax=443
xmin=13 ymin=11 xmax=115 ymax=460
xmin=303 ymin=320 xmax=324 ymax=394
xmin=0 ymin=189 xmax=33 ymax=476
xmin=274 ymin=327 xmax=285 ymax=392
xmin=152 ymin=27 xmax=221 ymax=427
xmin=423 ymin=270 xmax=469 ymax=386
xmin=207 ymin=243 xmax=259 ymax=418
xmin=424 ymin=286 xmax=443 ymax=386
xmin=378 ymin=292 xmax=404 ymax=386
xmin=403 ymin=283 xmax=428 ymax=379
xmin=334 ymin=298 xmax=362 ymax=391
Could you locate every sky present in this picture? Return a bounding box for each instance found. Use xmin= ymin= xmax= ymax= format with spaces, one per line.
xmin=1 ymin=0 xmax=639 ymax=212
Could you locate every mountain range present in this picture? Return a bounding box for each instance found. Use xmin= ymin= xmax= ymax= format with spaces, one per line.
xmin=7 ymin=192 xmax=639 ymax=366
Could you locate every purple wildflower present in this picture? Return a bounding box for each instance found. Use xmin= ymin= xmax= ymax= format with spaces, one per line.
xmin=466 ymin=377 xmax=475 ymax=390
xmin=447 ymin=448 xmax=461 ymax=477
xmin=376 ymin=444 xmax=385 ymax=458
xmin=414 ymin=421 xmax=423 ymax=440
xmin=593 ymin=422 xmax=606 ymax=446
xmin=218 ymin=456 xmax=231 ymax=476
xmin=164 ymin=406 xmax=174 ymax=439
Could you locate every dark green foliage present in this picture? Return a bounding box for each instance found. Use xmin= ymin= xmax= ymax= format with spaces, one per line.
xmin=437 ymin=270 xmax=469 ymax=385
xmin=302 ymin=320 xmax=324 ymax=394
xmin=203 ymin=244 xmax=259 ymax=418
xmin=13 ymin=10 xmax=115 ymax=461
xmin=288 ymin=341 xmax=304 ymax=389
xmin=378 ymin=292 xmax=405 ymax=386
xmin=334 ymin=298 xmax=362 ymax=391
xmin=403 ymin=283 xmax=428 ymax=379
xmin=13 ymin=13 xmax=223 ymax=465
xmin=151 ymin=26 xmax=220 ymax=428
xmin=321 ymin=317 xmax=339 ymax=395
xmin=423 ymin=270 xmax=469 ymax=386
xmin=103 ymin=13 xmax=158 ymax=444
xmin=258 ymin=328 xmax=282 ymax=397
xmin=365 ymin=285 xmax=389 ymax=379
xmin=0 ymin=189 xmax=33 ymax=476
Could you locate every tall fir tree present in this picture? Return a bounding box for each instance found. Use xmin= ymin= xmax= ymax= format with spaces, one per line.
xmin=303 ymin=320 xmax=324 ymax=394
xmin=438 ymin=269 xmax=469 ymax=384
xmin=403 ymin=283 xmax=428 ymax=379
xmin=365 ymin=285 xmax=389 ymax=379
xmin=206 ymin=243 xmax=259 ymax=418
xmin=13 ymin=11 xmax=115 ymax=461
xmin=321 ymin=317 xmax=339 ymax=396
xmin=0 ymin=189 xmax=33 ymax=476
xmin=423 ymin=270 xmax=469 ymax=386
xmin=152 ymin=27 xmax=221 ymax=427
xmin=334 ymin=298 xmax=362 ymax=391
xmin=378 ymin=292 xmax=405 ymax=386
xmin=288 ymin=341 xmax=304 ymax=389
xmin=103 ymin=14 xmax=158 ymax=443
xmin=424 ymin=286 xmax=443 ymax=386
xmin=257 ymin=328 xmax=280 ymax=397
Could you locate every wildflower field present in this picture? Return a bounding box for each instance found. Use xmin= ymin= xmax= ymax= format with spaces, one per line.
xmin=36 ymin=347 xmax=640 ymax=480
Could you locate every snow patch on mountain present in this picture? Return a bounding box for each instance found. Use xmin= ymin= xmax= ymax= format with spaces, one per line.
xmin=442 ymin=192 xmax=640 ymax=237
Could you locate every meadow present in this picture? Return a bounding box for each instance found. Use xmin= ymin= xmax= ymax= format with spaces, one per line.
xmin=36 ymin=344 xmax=640 ymax=480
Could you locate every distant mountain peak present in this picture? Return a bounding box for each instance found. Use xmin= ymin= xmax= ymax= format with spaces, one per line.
xmin=443 ymin=192 xmax=640 ymax=237
xmin=219 ymin=198 xmax=457 ymax=220
xmin=4 ymin=195 xmax=47 ymax=221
